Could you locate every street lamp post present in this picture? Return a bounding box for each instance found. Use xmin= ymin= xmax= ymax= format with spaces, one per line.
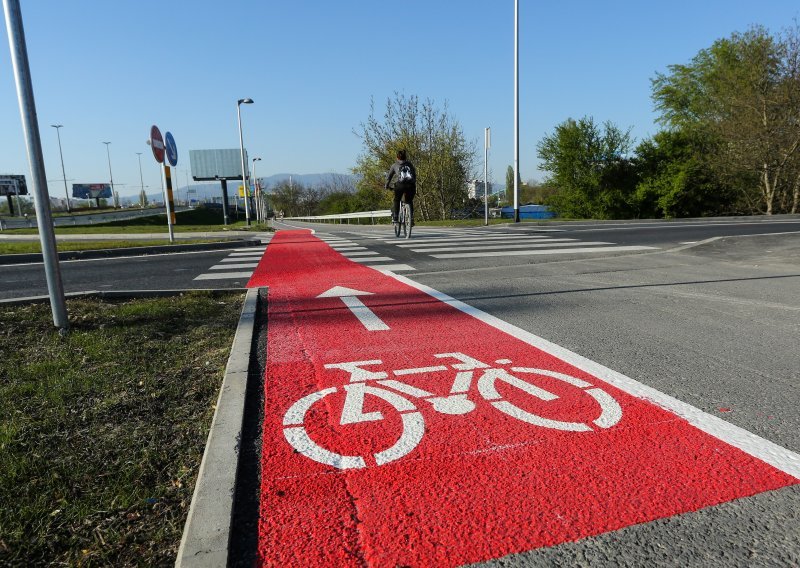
xmin=484 ymin=127 xmax=490 ymax=226
xmin=51 ymin=124 xmax=70 ymax=212
xmin=237 ymin=98 xmax=253 ymax=226
xmin=513 ymin=0 xmax=520 ymax=223
xmin=102 ymin=141 xmax=115 ymax=208
xmin=4 ymin=0 xmax=68 ymax=330
xmin=252 ymin=156 xmax=261 ymax=222
xmin=136 ymin=152 xmax=145 ymax=207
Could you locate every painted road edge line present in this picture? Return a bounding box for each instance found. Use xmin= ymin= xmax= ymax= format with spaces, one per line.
xmin=387 ymin=272 xmax=800 ymax=479
xmin=176 ymin=287 xmax=262 ymax=567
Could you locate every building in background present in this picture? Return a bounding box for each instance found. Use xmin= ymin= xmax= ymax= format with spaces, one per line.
xmin=467 ymin=179 xmax=493 ymax=199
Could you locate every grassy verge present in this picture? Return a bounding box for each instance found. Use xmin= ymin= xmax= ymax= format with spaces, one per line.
xmin=2 ymin=208 xmax=269 ymax=235
xmin=0 ymin=292 xmax=245 ymax=566
xmin=0 ymin=239 xmax=231 ymax=255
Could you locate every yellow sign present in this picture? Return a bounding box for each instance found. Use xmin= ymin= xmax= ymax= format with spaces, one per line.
xmin=238 ymin=185 xmax=252 ymax=198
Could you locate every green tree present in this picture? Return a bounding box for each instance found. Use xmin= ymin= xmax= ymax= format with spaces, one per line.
xmin=633 ymin=130 xmax=730 ymax=218
xmin=652 ymin=25 xmax=800 ymax=214
xmin=139 ymin=189 xmax=148 ymax=207
xmin=269 ymin=180 xmax=304 ymax=216
xmin=353 ymin=94 xmax=477 ymax=220
xmin=537 ymin=116 xmax=635 ymax=219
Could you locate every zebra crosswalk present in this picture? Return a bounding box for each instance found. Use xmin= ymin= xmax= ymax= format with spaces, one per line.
xmin=316 ymin=233 xmax=415 ymax=272
xmin=317 ymin=227 xmax=658 ymax=271
xmin=193 ymin=243 xmax=267 ymax=281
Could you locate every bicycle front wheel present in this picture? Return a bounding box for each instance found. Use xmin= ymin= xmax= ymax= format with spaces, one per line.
xmin=403 ymin=203 xmax=412 ymax=238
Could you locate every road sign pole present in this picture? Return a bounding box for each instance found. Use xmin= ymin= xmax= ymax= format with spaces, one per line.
xmin=163 ymin=165 xmax=175 ymax=243
xmin=3 ymin=0 xmax=68 ymax=330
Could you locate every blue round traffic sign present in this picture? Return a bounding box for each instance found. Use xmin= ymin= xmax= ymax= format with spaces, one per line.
xmin=165 ymin=132 xmax=178 ymax=167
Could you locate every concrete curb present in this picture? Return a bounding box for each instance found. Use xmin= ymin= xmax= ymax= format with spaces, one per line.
xmin=0 ymin=237 xmax=268 ymax=265
xmin=175 ymin=286 xmax=264 ymax=567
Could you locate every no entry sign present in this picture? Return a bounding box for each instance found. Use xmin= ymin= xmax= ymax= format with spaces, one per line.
xmin=150 ymin=125 xmax=165 ymax=164
xmin=247 ymin=231 xmax=799 ymax=567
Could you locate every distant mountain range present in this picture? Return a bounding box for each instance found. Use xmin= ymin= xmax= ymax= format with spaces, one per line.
xmin=120 ymin=173 xmax=356 ymax=205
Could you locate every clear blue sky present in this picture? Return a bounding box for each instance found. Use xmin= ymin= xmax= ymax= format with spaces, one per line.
xmin=2 ymin=1 xmax=798 ymax=199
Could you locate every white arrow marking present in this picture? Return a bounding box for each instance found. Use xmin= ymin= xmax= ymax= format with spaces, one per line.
xmin=317 ymin=286 xmax=389 ymax=331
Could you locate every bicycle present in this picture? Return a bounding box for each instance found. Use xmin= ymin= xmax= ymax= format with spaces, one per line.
xmin=393 ymin=196 xmax=412 ymax=239
xmin=282 ymin=351 xmax=622 ymax=469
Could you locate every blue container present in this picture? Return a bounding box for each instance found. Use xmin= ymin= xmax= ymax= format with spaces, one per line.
xmin=500 ymin=205 xmax=555 ymax=219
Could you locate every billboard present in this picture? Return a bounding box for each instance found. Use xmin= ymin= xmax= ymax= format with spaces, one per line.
xmin=0 ymin=174 xmax=28 ymax=196
xmin=189 ymin=149 xmax=246 ymax=181
xmin=72 ymin=184 xmax=112 ymax=199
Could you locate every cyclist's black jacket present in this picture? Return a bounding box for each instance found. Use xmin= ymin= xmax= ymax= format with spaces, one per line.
xmin=385 ymin=159 xmax=417 ymax=190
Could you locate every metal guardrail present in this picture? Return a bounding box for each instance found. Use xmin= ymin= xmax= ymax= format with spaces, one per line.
xmin=283 ymin=210 xmax=392 ymax=224
xmin=0 ymin=207 xmax=173 ymax=230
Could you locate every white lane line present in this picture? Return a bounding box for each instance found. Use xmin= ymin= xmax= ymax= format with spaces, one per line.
xmin=341 ymin=251 xmax=381 ymax=257
xmin=374 ymin=264 xmax=415 ymax=272
xmin=350 ymin=256 xmax=395 ymax=263
xmin=329 ymin=242 xmax=358 ymax=247
xmin=432 ymin=245 xmax=657 ymax=259
xmin=332 ymin=246 xmax=367 ymax=252
xmin=194 ymin=272 xmax=253 ymax=280
xmin=233 ymin=247 xmax=266 ymax=252
xmin=410 ymin=239 xmax=584 ymax=253
xmin=387 ymin=273 xmax=800 ymax=478
xmin=209 ymin=263 xmax=259 ymax=270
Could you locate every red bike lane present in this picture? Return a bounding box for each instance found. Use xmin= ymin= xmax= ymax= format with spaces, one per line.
xmin=247 ymin=230 xmax=799 ymax=567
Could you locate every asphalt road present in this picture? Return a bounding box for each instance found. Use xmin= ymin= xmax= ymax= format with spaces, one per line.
xmin=3 ymin=216 xmax=799 ymax=566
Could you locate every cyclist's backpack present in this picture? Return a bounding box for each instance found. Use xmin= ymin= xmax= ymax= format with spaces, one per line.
xmin=397 ymin=162 xmax=415 ymax=187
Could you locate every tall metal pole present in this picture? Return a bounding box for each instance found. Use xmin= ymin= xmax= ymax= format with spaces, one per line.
xmin=252 ymin=157 xmax=261 ymax=223
xmin=103 ymin=141 xmax=115 ymax=208
xmin=3 ymin=0 xmax=68 ymax=330
xmin=51 ymin=124 xmax=70 ymax=213
xmin=484 ymin=127 xmax=490 ymax=226
xmin=514 ymin=0 xmax=520 ymax=223
xmin=237 ymin=99 xmax=253 ymax=226
xmin=136 ymin=152 xmax=145 ymax=207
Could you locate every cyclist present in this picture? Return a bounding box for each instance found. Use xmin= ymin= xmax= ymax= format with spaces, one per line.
xmin=385 ymin=149 xmax=416 ymax=225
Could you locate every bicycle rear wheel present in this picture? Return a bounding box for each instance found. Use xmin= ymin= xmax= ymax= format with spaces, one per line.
xmin=394 ymin=213 xmax=401 ymax=237
xmin=402 ymin=203 xmax=412 ymax=238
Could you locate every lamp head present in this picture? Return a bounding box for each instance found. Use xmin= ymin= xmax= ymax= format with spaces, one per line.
xmin=238 ymin=98 xmax=254 ymax=105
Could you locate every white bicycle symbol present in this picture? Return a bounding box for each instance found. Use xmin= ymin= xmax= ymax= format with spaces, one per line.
xmin=283 ymin=352 xmax=622 ymax=469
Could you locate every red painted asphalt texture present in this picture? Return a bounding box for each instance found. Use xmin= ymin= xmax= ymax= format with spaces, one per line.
xmin=247 ymin=230 xmax=798 ymax=567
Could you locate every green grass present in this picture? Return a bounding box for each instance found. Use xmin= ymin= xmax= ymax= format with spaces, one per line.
xmin=0 ymin=292 xmax=245 ymax=566
xmin=0 ymin=239 xmax=232 ymax=255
